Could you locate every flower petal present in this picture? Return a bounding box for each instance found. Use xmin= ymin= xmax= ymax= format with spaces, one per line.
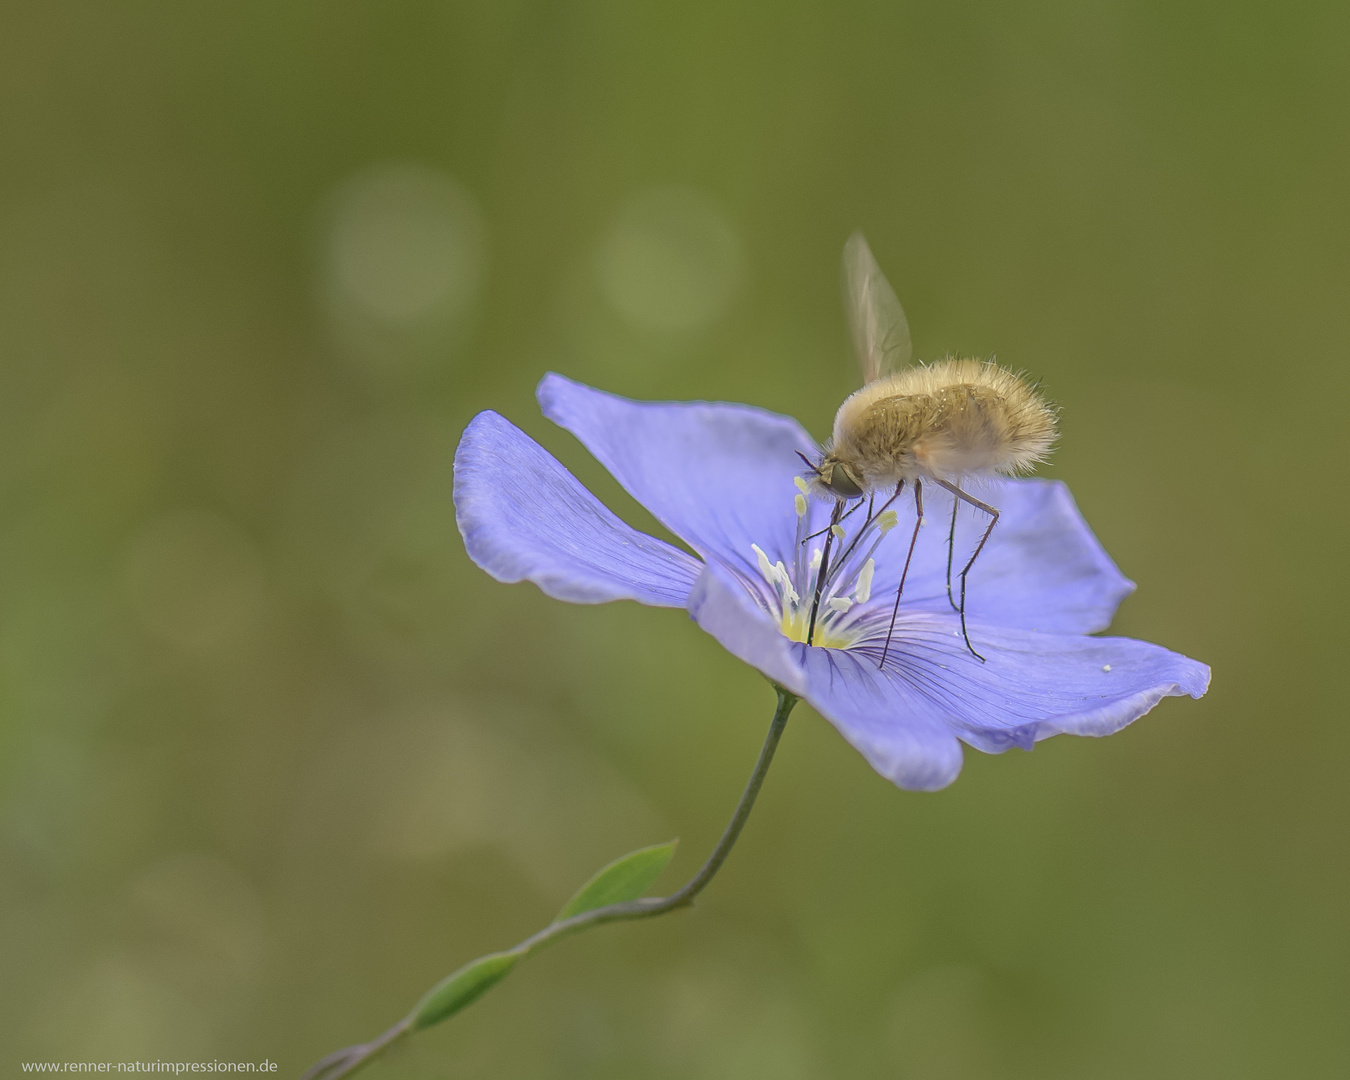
xmin=795 ymin=644 xmax=967 ymax=791
xmin=454 ymin=410 xmax=702 ymax=606
xmin=789 ymin=613 xmax=1207 ymax=791
xmin=840 ymin=611 xmax=1209 ymax=756
xmin=538 ymin=373 xmax=818 ymax=574
xmin=956 ymin=479 xmax=1134 ymax=633
xmin=687 ymin=558 xmax=809 ymax=695
xmin=849 ymin=478 xmax=1135 ymax=635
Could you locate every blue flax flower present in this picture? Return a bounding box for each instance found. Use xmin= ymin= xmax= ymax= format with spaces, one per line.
xmin=454 ymin=374 xmax=1209 ymax=791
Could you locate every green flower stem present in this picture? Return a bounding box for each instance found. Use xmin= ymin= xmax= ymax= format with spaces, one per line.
xmin=299 ymin=687 xmax=798 ymax=1080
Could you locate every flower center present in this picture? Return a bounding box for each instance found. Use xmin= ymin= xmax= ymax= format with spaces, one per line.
xmin=750 ymin=479 xmax=899 ymax=649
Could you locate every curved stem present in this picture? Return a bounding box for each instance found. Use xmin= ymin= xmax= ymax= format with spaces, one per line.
xmin=299 ymin=1020 xmax=412 ymax=1080
xmin=300 ymin=687 xmax=798 ymax=1080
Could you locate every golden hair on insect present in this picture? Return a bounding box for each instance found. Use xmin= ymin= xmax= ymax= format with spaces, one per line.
xmin=819 ymin=355 xmax=1057 ymax=496
xmin=802 ymin=235 xmax=1058 ymax=665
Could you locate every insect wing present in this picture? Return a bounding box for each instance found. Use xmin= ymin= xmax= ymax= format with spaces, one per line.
xmin=842 ymin=232 xmax=912 ymax=383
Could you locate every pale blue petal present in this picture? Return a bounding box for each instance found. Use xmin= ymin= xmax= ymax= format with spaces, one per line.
xmin=538 ymin=373 xmax=817 ymax=578
xmin=687 ymin=558 xmax=809 ymax=695
xmin=785 ymin=611 xmax=1207 ymax=791
xmin=454 ymin=411 xmax=701 ymax=606
xmin=795 ymin=643 xmax=967 ymax=791
xmin=834 ymin=610 xmax=1210 ymax=756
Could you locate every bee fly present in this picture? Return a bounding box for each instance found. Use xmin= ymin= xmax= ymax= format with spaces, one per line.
xmin=801 ymin=234 xmax=1057 ymax=665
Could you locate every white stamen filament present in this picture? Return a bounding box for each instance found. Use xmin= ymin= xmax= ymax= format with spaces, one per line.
xmin=856 ymin=558 xmax=875 ymax=604
xmin=752 ymin=543 xmax=775 ymax=584
xmin=793 ymin=502 xmax=809 ymax=598
xmin=752 ymin=543 xmax=803 ymax=610
xmin=752 ymin=488 xmax=916 ymax=649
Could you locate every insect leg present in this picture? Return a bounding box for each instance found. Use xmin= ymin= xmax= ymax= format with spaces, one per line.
xmin=806 ymin=500 xmax=844 ymax=646
xmin=879 ymin=479 xmax=922 ymax=670
xmin=828 ymin=482 xmax=904 ymax=578
xmin=931 ymin=477 xmax=998 ymax=662
xmin=802 ymin=497 xmax=863 ymax=543
xmin=944 ymin=481 xmax=960 ymax=612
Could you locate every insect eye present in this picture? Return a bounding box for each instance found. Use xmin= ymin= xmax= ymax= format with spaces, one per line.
xmin=828 ymin=464 xmax=863 ymax=499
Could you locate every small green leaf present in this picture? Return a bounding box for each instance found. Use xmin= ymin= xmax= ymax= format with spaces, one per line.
xmin=410 ymin=951 xmax=518 ymax=1030
xmin=556 ymin=840 xmax=678 ymax=921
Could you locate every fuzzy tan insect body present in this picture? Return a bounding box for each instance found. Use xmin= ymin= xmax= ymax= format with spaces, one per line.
xmin=801 ymin=235 xmax=1058 ymax=666
xmin=821 ymin=357 xmax=1056 ymax=496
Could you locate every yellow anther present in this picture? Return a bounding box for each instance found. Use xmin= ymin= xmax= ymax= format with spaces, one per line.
xmin=831 ymin=524 xmax=845 ymax=539
xmin=876 ymin=510 xmax=899 ymax=534
xmin=794 ymin=476 xmax=810 ymax=494
xmin=794 ymin=494 xmax=807 ymax=517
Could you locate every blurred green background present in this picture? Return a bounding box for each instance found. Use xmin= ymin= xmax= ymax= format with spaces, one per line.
xmin=1 ymin=1 xmax=1346 ymax=1077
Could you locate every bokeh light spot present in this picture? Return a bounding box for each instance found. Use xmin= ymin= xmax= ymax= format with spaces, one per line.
xmin=596 ymin=187 xmax=744 ymax=333
xmin=323 ymin=163 xmax=486 ymax=326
